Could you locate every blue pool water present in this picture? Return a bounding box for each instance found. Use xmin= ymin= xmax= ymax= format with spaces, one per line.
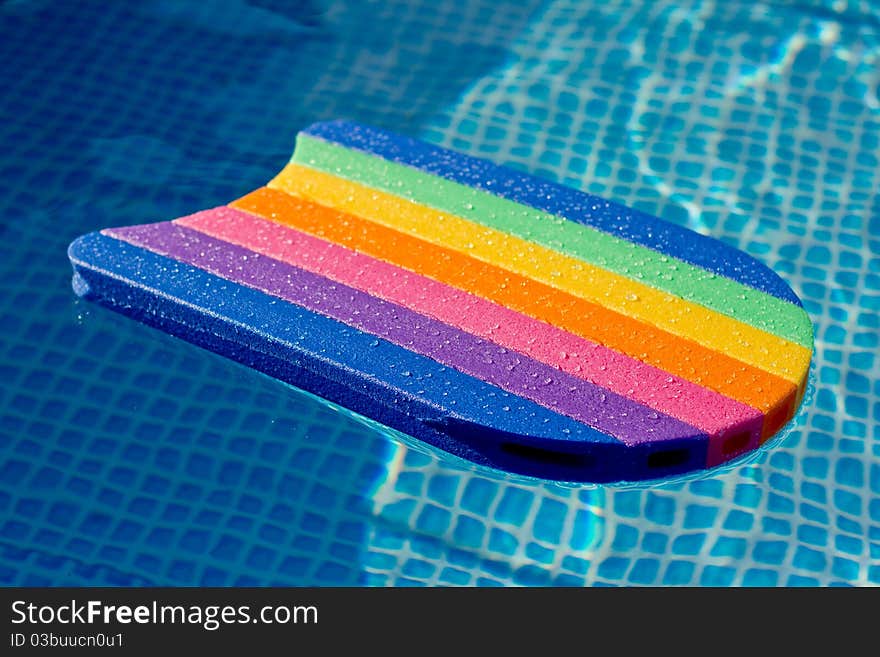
xmin=1 ymin=0 xmax=878 ymax=586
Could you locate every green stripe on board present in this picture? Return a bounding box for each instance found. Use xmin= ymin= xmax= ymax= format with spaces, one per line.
xmin=293 ymin=135 xmax=813 ymax=349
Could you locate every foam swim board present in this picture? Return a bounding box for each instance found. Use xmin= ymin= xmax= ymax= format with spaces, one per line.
xmin=68 ymin=120 xmax=814 ymax=483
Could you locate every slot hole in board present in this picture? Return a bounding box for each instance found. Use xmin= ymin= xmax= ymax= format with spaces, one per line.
xmin=499 ymin=442 xmax=594 ymax=468
xmin=646 ymin=448 xmax=690 ymax=469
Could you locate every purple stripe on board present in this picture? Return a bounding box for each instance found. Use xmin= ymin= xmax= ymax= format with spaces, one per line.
xmin=105 ymin=222 xmax=706 ymax=446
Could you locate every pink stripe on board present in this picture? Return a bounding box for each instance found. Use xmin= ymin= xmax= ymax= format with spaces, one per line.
xmin=177 ymin=206 xmax=762 ymax=461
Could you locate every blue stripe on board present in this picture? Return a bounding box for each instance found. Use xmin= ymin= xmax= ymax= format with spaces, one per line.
xmin=302 ymin=120 xmax=802 ymax=307
xmin=68 ymin=231 xmax=708 ymax=483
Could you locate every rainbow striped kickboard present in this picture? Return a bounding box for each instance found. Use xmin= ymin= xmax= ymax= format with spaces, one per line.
xmin=68 ymin=121 xmax=814 ymax=483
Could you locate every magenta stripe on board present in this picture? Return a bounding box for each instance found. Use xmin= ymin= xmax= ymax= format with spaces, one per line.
xmin=175 ymin=206 xmax=762 ymax=454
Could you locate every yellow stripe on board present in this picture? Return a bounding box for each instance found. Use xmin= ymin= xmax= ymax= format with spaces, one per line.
xmin=269 ymin=164 xmax=812 ymax=389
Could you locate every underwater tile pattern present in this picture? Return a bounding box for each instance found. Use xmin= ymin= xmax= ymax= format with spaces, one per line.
xmin=1 ymin=0 xmax=878 ymax=586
